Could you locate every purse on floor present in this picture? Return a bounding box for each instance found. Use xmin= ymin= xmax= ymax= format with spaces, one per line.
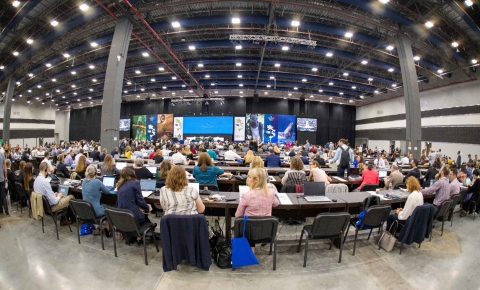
xmin=231 ymin=216 xmax=259 ymax=268
xmin=378 ymin=220 xmax=398 ymax=252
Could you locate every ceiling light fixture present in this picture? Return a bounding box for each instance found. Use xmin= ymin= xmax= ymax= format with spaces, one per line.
xmin=237 ymin=75 xmax=242 ymax=78
xmin=89 ymin=65 xmax=95 ymax=69
xmin=142 ymin=52 xmax=149 ymax=57
xmin=472 ymin=59 xmax=477 ymax=64
xmin=294 ymin=87 xmax=298 ymax=90
xmin=326 ymin=52 xmax=333 ymax=57
xmin=159 ymin=67 xmax=165 ymax=71
xmin=52 ymin=78 xmax=56 ymax=82
xmin=135 ymin=70 xmax=140 ymax=74
xmin=26 ymin=38 xmax=33 ymax=44
xmin=291 ymin=20 xmax=300 ymax=27
xmin=12 ymin=1 xmax=20 ymax=7
xmin=236 ymin=63 xmax=242 ymax=67
xmin=368 ymin=78 xmax=373 ymax=81
xmin=13 ymin=51 xmax=19 ymax=56
xmin=451 ymin=41 xmax=459 ymax=48
xmin=79 ymin=3 xmax=89 ymax=11
xmin=189 ymin=45 xmax=195 ymax=50
xmin=63 ymin=53 xmax=70 ymax=58
xmin=51 ymin=20 xmax=59 ymax=27
xmin=231 ymin=17 xmax=241 ymax=24
xmin=344 ymin=32 xmax=353 ymax=38
xmin=274 ymin=63 xmax=280 ymax=67
xmin=235 ymin=45 xmax=242 ymax=50
xmin=171 ymin=21 xmax=180 ymax=28
xmin=92 ymin=79 xmax=97 ymax=82
xmin=198 ymin=64 xmax=203 ymax=67
xmin=343 ymin=72 xmax=349 ymax=76
xmin=352 ymin=86 xmax=356 ymax=89
xmin=388 ymin=68 xmax=394 ymax=72
xmin=172 ymin=76 xmax=177 ymax=80
xmin=282 ymin=45 xmax=290 ymax=51
xmin=379 ymin=0 xmax=390 ymax=4
xmin=301 ymin=79 xmax=307 ymax=82
xmin=437 ymin=69 xmax=444 ymax=74
xmin=205 ymin=75 xmax=210 ymax=78
xmin=386 ymin=45 xmax=394 ymax=51
xmin=46 ymin=63 xmax=52 ymax=67
xmin=312 ymin=67 xmax=318 ymax=71
xmin=465 ymin=0 xmax=473 ymax=7
xmin=90 ymin=42 xmax=98 ymax=47
xmin=425 ymin=21 xmax=434 ymax=28
xmin=329 ymin=82 xmax=334 ymax=86
xmin=413 ymin=55 xmax=421 ymax=61
xmin=361 ymin=60 xmax=368 ymax=65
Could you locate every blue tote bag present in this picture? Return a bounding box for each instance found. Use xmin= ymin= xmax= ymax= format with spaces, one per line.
xmin=231 ymin=216 xmax=259 ymax=268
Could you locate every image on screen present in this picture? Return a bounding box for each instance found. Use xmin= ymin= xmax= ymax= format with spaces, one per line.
xmin=157 ymin=114 xmax=173 ymax=139
xmin=245 ymin=114 xmax=265 ymax=141
xmin=119 ymin=119 xmax=130 ymax=131
xmin=297 ymin=118 xmax=317 ymax=132
xmin=263 ymin=114 xmax=296 ymax=143
xmin=146 ymin=114 xmax=157 ymax=141
xmin=132 ymin=115 xmax=146 ymax=140
xmin=183 ymin=116 xmax=233 ymax=134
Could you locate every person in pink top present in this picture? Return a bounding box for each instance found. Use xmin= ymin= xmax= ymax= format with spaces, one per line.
xmin=235 ymin=167 xmax=279 ymax=253
xmin=356 ymin=161 xmax=379 ymax=191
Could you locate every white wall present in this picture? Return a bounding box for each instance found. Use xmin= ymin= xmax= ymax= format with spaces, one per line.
xmin=367 ymin=140 xmax=391 ymax=152
xmin=426 ymin=142 xmax=480 ymax=161
xmin=55 ymin=110 xmax=70 ymax=142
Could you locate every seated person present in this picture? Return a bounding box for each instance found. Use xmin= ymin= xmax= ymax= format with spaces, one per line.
xmin=74 ymin=155 xmax=88 ymax=179
xmin=243 ymin=150 xmax=254 ymax=166
xmin=313 ymin=152 xmax=326 ymax=166
xmin=386 ymin=176 xmax=424 ymax=234
xmin=421 ymin=166 xmax=451 ymax=217
xmin=42 ymin=151 xmax=55 ymax=174
xmin=235 ymin=168 xmax=279 ymax=253
xmin=124 ymin=146 xmax=132 ymax=159
xmin=297 ymin=152 xmax=309 ymax=165
xmin=133 ymin=158 xmax=154 ymax=179
xmin=461 ymin=169 xmax=480 ymax=216
xmin=193 ymin=152 xmax=226 ymax=187
xmin=264 ymin=149 xmax=281 ymax=167
xmin=133 ymin=146 xmax=143 ymax=159
xmin=356 ymin=161 xmax=379 ymax=191
xmin=383 ymin=164 xmax=403 ymax=190
xmin=33 ymin=162 xmax=75 ymax=223
xmin=281 ymin=157 xmax=306 ymax=185
xmin=153 ymin=149 xmax=164 ymax=164
xmin=90 ymin=146 xmax=101 ymax=162
xmin=309 ymin=160 xmax=331 ymax=186
xmin=158 ymin=160 xmax=172 ymax=187
xmin=159 ymin=166 xmax=205 ymax=215
xmin=64 ymin=150 xmax=75 ymax=167
xmin=449 ymin=168 xmax=461 ymax=197
xmin=17 ymin=160 xmax=26 ymax=185
xmin=117 ymin=167 xmax=152 ymax=226
xmin=171 ymin=145 xmax=187 ymax=165
xmin=184 ymin=145 xmax=194 ymax=160
xmin=423 ymin=163 xmax=440 ymax=187
xmin=101 ymin=154 xmax=121 ymax=176
xmin=111 ymin=147 xmax=118 ymax=157
xmin=56 ymin=154 xmax=70 ymax=178
xmin=224 ymin=145 xmax=241 ymax=161
xmin=82 ymin=165 xmax=111 ymax=234
xmin=23 ymin=163 xmax=35 ymax=198
xmin=207 ymin=145 xmax=218 ymax=160
xmin=100 ymin=148 xmax=108 ymax=162
xmin=374 ymin=154 xmax=386 ymax=169
xmin=404 ymin=159 xmax=421 ymax=182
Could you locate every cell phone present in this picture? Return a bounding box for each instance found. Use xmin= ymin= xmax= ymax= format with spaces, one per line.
xmin=225 ymin=198 xmax=237 ymax=202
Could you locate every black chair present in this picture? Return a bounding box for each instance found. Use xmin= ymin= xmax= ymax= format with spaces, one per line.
xmin=8 ymin=180 xmax=18 ymax=207
xmin=344 ymin=205 xmax=391 ymax=255
xmin=41 ymin=195 xmax=72 ymax=240
xmin=394 ymin=183 xmax=406 ymax=189
xmin=431 ymin=199 xmax=453 ymax=239
xmin=104 ymin=207 xmax=159 ymax=266
xmin=275 ymin=172 xmax=285 ymax=178
xmin=448 ymin=194 xmax=461 ymax=227
xmin=397 ymin=204 xmax=435 ymax=254
xmin=14 ymin=182 xmax=31 ymax=217
xmin=56 ymin=172 xmax=66 ymax=178
xmin=69 ymin=199 xmax=106 ymax=250
xmin=361 ymin=184 xmax=379 ymax=191
xmin=233 ymin=216 xmax=279 ymax=270
xmin=199 ymin=183 xmax=219 ymax=194
xmin=297 ymin=212 xmax=350 ymax=266
xmin=217 ymin=161 xmax=228 ymax=166
xmin=464 ymin=193 xmax=480 ymax=220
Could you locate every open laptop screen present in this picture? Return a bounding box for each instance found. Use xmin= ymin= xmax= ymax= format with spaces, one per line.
xmin=115 ymin=162 xmax=127 ymax=171
xmin=146 ymin=166 xmax=157 ymax=175
xmin=103 ymin=176 xmax=115 ymax=188
xmin=378 ymin=170 xmax=387 ymax=178
xmin=140 ymin=179 xmax=156 ymax=191
xmin=189 ymin=182 xmax=199 ymax=193
xmin=303 ymin=182 xmax=326 ymax=197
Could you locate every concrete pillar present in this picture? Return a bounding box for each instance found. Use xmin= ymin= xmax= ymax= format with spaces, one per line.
xmin=395 ymin=35 xmax=422 ymax=159
xmin=3 ymin=77 xmax=15 ymax=142
xmin=100 ymin=16 xmax=133 ymax=152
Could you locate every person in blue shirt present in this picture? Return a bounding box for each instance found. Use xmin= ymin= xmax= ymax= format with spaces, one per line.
xmin=193 ymin=152 xmax=226 ymax=186
xmin=264 ymin=149 xmax=281 ymax=167
xmin=82 ymin=165 xmax=111 ymax=234
xmin=207 ymin=145 xmax=218 ymax=160
xmin=329 ymin=138 xmax=354 ymax=177
xmin=64 ymin=149 xmax=75 ymax=167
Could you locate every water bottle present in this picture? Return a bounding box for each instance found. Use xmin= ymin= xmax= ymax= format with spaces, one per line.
xmin=389 ymin=183 xmax=392 ymax=194
xmin=344 ymin=169 xmax=348 ymax=178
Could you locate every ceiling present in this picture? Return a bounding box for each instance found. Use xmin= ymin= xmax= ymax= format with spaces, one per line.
xmin=0 ymin=0 xmax=479 ymax=111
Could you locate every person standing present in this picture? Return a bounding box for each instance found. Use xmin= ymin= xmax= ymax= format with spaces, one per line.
xmin=456 ymin=151 xmax=461 ymax=166
xmin=329 ymin=138 xmax=354 ymax=177
xmin=0 ymin=151 xmax=8 ymax=215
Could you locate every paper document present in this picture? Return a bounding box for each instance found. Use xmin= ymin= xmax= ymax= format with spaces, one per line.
xmin=367 ymin=191 xmax=386 ymax=200
xmin=333 ymin=176 xmax=347 ymax=182
xmin=275 ymin=193 xmax=293 ymax=205
xmin=141 ymin=191 xmax=153 ymax=197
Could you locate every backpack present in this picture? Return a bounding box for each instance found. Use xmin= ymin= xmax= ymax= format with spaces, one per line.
xmin=339 ymin=147 xmax=350 ymax=168
xmin=356 ymin=196 xmax=381 ymax=227
xmin=209 ymin=219 xmax=232 ymax=269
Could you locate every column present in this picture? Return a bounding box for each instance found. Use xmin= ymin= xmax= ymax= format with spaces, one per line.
xmin=3 ymin=77 xmax=15 ymax=142
xmin=100 ymin=16 xmax=133 ymax=152
xmin=395 ymin=35 xmax=422 ymax=159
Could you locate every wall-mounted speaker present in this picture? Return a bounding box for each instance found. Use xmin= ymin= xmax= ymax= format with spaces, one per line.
xmin=145 ymin=97 xmax=151 ymax=104
xmin=299 ymin=97 xmax=306 ymax=115
xmin=253 ymin=93 xmax=259 ymax=103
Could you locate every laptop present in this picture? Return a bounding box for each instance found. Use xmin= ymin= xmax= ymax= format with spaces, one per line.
xmin=90 ymin=163 xmax=98 ymax=169
xmin=189 ymin=182 xmax=200 ymax=194
xmin=349 ymin=168 xmax=361 ymax=179
xmin=140 ymin=179 xmax=156 ymax=196
xmin=114 ymin=154 xmax=120 ymax=159
xmin=303 ymin=182 xmax=331 ymax=202
xmin=58 ymin=185 xmax=70 ymax=196
xmin=146 ymin=166 xmax=157 ymax=175
xmin=238 ymin=185 xmax=249 ymax=200
xmin=163 ymin=155 xmax=169 ymax=161
xmin=115 ymin=162 xmax=127 ymax=171
xmin=378 ymin=170 xmax=387 ymax=178
xmin=102 ymin=176 xmax=115 ymax=191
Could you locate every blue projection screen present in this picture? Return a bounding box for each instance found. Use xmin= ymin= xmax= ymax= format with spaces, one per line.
xmin=183 ymin=116 xmax=233 ymax=134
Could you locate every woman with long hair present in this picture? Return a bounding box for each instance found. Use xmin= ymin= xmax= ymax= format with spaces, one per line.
xmin=124 ymin=145 xmax=132 ymax=159
xmin=159 ymin=166 xmax=205 ymax=215
xmin=117 ymin=167 xmax=151 ymax=226
xmin=23 ymin=162 xmax=35 ymax=197
xmin=235 ymin=168 xmax=279 ymax=253
xmin=56 ymin=154 xmax=70 ymax=178
xmin=244 ymin=150 xmax=254 ymax=166
xmin=250 ymin=156 xmax=264 ymax=169
xmin=193 ymin=152 xmax=225 ymax=186
xmin=281 ymin=157 xmax=306 ymax=185
xmin=356 ymin=161 xmax=379 ymax=191
xmin=101 ymin=154 xmax=121 ymax=176
xmin=159 ymin=160 xmax=172 ymax=181
xmin=75 ymin=155 xmax=87 ymax=179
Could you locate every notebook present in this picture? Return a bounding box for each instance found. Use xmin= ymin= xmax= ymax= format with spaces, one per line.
xmin=378 ymin=170 xmax=387 ymax=178
xmin=102 ymin=176 xmax=115 ymax=191
xmin=146 ymin=166 xmax=157 ymax=175
xmin=58 ymin=185 xmax=70 ymax=196
xmin=140 ymin=179 xmax=156 ymax=197
xmin=115 ymin=162 xmax=127 ymax=171
xmin=303 ymin=182 xmax=331 ymax=202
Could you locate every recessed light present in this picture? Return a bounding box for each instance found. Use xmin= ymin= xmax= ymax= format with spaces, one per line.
xmin=392 ymin=84 xmax=397 ymax=87
xmin=388 ymin=68 xmax=394 ymax=72
xmin=89 ymin=88 xmax=93 ymax=92
xmin=26 ymin=38 xmax=33 ymax=44
xmin=52 ymin=78 xmax=56 ymax=82
xmin=45 ymin=93 xmax=49 ymax=96
xmin=329 ymin=97 xmax=333 ymax=100
xmin=237 ymin=75 xmax=242 ymax=78
xmin=63 ymin=53 xmax=70 ymax=58
xmin=413 ymin=56 xmax=421 ymax=61
xmin=360 ymin=95 xmax=364 ymax=99
xmin=159 ymin=67 xmax=165 ymax=71
xmin=124 ymin=90 xmax=128 ymax=93
xmin=239 ymin=84 xmax=243 ymax=87
xmin=150 ymin=78 xmax=156 ymax=82
xmin=211 ymin=83 xmax=215 ymax=86
xmin=339 ymin=92 xmax=344 ymax=95
xmin=294 ymin=87 xmax=298 ymax=90
xmin=231 ymin=17 xmax=241 ymax=24
xmin=451 ymin=41 xmax=459 ymax=48
xmin=472 ymin=59 xmax=477 ymax=64
xmin=235 ymin=45 xmax=242 ymax=50
xmin=79 ymin=3 xmax=89 ymax=11
xmin=171 ymin=21 xmax=180 ymax=28
xmin=345 ymin=32 xmax=353 ymax=38
xmin=343 ymin=72 xmax=349 ymax=76
xmin=318 ymin=90 xmax=323 ymax=93
xmin=12 ymin=1 xmax=20 ymax=7
xmin=312 ymin=67 xmax=318 ymax=71
xmin=92 ymin=79 xmax=97 ymax=82
xmin=267 ymin=85 xmax=271 ymax=88
xmin=162 ymin=86 xmax=167 ymax=89
xmin=51 ymin=20 xmax=58 ymax=27
xmin=465 ymin=0 xmax=473 ymax=6
xmin=374 ymin=90 xmax=379 ymax=94
xmin=37 ymin=85 xmax=41 ymax=88
xmin=288 ymin=93 xmax=292 ymax=96
xmin=90 ymin=42 xmax=98 ymax=47
xmin=379 ymin=0 xmax=390 ymax=4
xmin=71 ymin=71 xmax=76 ymax=75
xmin=71 ymin=85 xmax=76 ymax=88
xmin=172 ymin=76 xmax=177 ymax=80
xmin=361 ymin=60 xmax=368 ymax=65
xmin=46 ymin=63 xmax=52 ymax=67
xmin=386 ymin=45 xmax=394 ymax=51
xmin=329 ymin=82 xmax=333 ymax=86
xmin=74 ymin=93 xmax=77 ymax=96
xmin=425 ymin=21 xmax=434 ymax=28
xmin=274 ymin=63 xmax=280 ymax=67
xmin=127 ymin=81 xmax=132 ymax=85
xmin=189 ymin=45 xmax=195 ymax=50
xmin=236 ymin=63 xmax=242 ymax=67
xmin=437 ymin=69 xmax=444 ymax=74
xmin=142 ymin=52 xmax=149 ymax=57
xmin=368 ymin=78 xmax=373 ymax=81
xmin=326 ymin=52 xmax=333 ymax=57
xmin=28 ymin=90 xmax=32 ymax=92
xmin=301 ymin=79 xmax=307 ymax=82
xmin=205 ymin=75 xmax=210 ymax=78
xmin=56 ymin=89 xmax=60 ymax=92
xmin=291 ymin=20 xmax=300 ymax=27
xmin=13 ymin=51 xmax=19 ymax=56
xmin=172 ymin=92 xmax=175 ymax=95
xmin=352 ymin=86 xmax=356 ymax=89
xmin=0 ymin=66 xmax=4 ymax=69
xmin=282 ymin=45 xmax=289 ymax=51
xmin=198 ymin=64 xmax=204 ymax=67
xmin=134 ymin=70 xmax=140 ymax=74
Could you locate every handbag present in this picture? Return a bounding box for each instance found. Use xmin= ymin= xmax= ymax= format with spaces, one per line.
xmin=209 ymin=220 xmax=232 ymax=269
xmin=79 ymin=223 xmax=95 ymax=236
xmin=378 ymin=220 xmax=398 ymax=252
xmin=231 ymin=216 xmax=259 ymax=268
